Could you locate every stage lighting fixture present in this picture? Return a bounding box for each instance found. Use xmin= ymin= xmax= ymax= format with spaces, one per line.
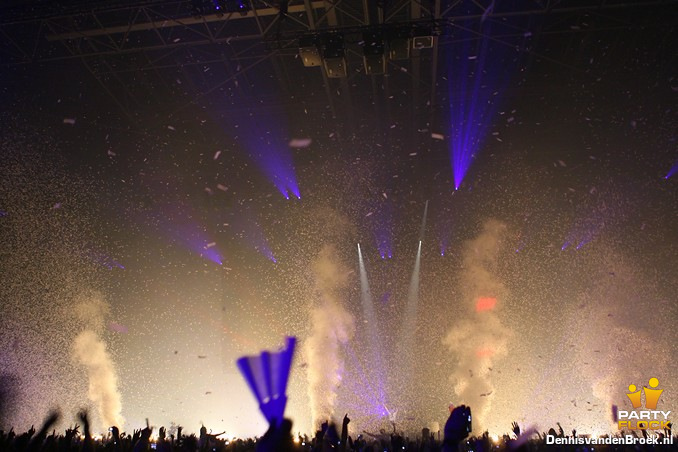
xmin=224 ymin=0 xmax=250 ymax=15
xmin=412 ymin=27 xmax=434 ymax=49
xmin=191 ymin=0 xmax=210 ymax=15
xmin=388 ymin=29 xmax=411 ymax=60
xmin=323 ymin=34 xmax=347 ymax=78
xmin=299 ymin=36 xmax=322 ymax=67
xmin=412 ymin=35 xmax=434 ymax=49
xmin=362 ymin=31 xmax=386 ymax=74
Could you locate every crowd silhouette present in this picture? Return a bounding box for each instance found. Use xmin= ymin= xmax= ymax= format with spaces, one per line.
xmin=0 ymin=405 xmax=674 ymax=452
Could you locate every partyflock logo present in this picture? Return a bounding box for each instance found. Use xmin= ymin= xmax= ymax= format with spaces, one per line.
xmin=618 ymin=378 xmax=671 ymax=430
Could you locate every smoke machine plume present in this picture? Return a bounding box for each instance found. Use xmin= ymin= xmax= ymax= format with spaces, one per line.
xmin=72 ymin=295 xmax=124 ymax=430
xmin=444 ymin=220 xmax=511 ymax=431
xmin=305 ymin=244 xmax=355 ymax=430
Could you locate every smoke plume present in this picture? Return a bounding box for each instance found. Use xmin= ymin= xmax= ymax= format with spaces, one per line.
xmin=305 ymin=244 xmax=355 ymax=430
xmin=569 ymin=253 xmax=673 ymax=432
xmin=72 ymin=295 xmax=124 ymax=429
xmin=443 ymin=220 xmax=511 ymax=430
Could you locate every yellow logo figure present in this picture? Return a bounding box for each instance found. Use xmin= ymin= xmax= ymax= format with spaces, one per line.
xmin=644 ymin=377 xmax=663 ymax=410
xmin=626 ymin=378 xmax=664 ymax=410
xmin=618 ymin=377 xmax=670 ymax=432
xmin=626 ymin=384 xmax=642 ymax=409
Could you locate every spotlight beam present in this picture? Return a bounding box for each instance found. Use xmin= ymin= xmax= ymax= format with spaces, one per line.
xmin=357 ymin=244 xmax=387 ymax=402
xmin=399 ymin=240 xmax=422 ymax=376
xmin=401 ymin=201 xmax=428 ymax=360
xmin=418 ymin=200 xmax=429 ymax=242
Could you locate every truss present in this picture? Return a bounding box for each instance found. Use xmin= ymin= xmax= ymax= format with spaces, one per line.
xmin=1 ymin=0 xmax=674 ymax=130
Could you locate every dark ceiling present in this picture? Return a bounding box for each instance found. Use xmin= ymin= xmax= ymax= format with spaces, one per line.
xmin=2 ymin=0 xmax=675 ymax=137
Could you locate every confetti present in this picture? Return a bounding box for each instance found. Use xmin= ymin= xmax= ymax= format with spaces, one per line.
xmin=288 ymin=138 xmax=312 ymax=148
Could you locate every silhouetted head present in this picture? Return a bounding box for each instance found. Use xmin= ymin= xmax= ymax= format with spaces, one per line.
xmin=281 ymin=418 xmax=293 ymax=436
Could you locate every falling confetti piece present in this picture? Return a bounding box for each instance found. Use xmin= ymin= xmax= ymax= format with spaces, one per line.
xmin=214 ymin=150 xmax=222 ymax=160
xmin=63 ymin=118 xmax=76 ymax=125
xmin=431 ymin=133 xmax=445 ymax=140
xmin=288 ymin=138 xmax=312 ymax=148
xmin=108 ymin=322 xmax=128 ymax=334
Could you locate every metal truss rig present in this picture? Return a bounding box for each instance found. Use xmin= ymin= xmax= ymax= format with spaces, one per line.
xmin=1 ymin=0 xmax=673 ymax=68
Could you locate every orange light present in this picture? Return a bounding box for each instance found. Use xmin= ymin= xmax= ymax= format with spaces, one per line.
xmin=475 ymin=297 xmax=497 ymax=312
xmin=476 ymin=348 xmax=495 ymax=357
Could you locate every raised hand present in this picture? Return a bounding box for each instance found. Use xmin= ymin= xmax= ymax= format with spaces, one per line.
xmin=158 ymin=426 xmax=166 ymax=440
xmin=78 ymin=410 xmax=93 ymax=452
xmin=35 ymin=411 xmax=60 ymax=438
xmin=27 ymin=410 xmax=61 ymax=451
xmin=132 ymin=426 xmax=153 ymax=452
xmin=141 ymin=426 xmax=153 ymax=439
xmin=131 ymin=429 xmax=142 ymax=444
xmin=511 ymin=422 xmax=520 ymax=437
xmin=572 ymin=429 xmax=576 ymax=437
xmin=340 ymin=414 xmax=350 ymax=452
xmin=443 ymin=404 xmax=471 ymax=449
xmin=65 ymin=425 xmax=79 ymax=440
xmin=42 ymin=411 xmax=60 ymax=431
xmin=77 ymin=410 xmax=91 ymax=434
